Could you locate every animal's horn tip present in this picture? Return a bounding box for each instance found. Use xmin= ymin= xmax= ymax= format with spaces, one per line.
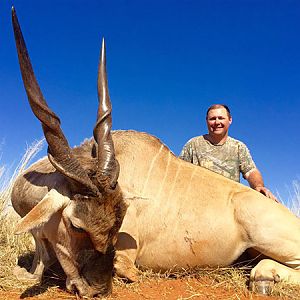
xmin=100 ymin=38 xmax=106 ymax=68
xmin=101 ymin=38 xmax=106 ymax=56
xmin=11 ymin=6 xmax=18 ymax=24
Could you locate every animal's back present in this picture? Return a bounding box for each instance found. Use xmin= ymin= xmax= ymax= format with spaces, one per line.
xmin=113 ymin=129 xmax=249 ymax=205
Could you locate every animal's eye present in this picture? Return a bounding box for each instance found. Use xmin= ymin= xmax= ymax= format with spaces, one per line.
xmin=70 ymin=222 xmax=86 ymax=234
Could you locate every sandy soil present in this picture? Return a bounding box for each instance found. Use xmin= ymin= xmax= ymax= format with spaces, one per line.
xmin=0 ymin=276 xmax=285 ymax=300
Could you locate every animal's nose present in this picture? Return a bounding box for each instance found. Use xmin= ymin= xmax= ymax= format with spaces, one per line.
xmin=67 ymin=277 xmax=112 ymax=298
xmin=75 ymin=283 xmax=110 ymax=298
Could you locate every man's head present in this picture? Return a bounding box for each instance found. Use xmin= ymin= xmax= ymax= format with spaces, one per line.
xmin=206 ymin=104 xmax=232 ymax=141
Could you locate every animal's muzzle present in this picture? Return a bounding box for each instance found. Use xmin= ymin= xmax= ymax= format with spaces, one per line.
xmin=76 ymin=246 xmax=115 ymax=296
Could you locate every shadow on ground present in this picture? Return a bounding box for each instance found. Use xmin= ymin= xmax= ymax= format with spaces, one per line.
xmin=17 ymin=252 xmax=66 ymax=299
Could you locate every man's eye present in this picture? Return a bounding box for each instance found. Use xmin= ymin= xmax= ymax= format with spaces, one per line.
xmin=70 ymin=222 xmax=86 ymax=233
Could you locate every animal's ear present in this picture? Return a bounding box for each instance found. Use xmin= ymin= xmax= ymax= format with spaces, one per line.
xmin=15 ymin=189 xmax=69 ymax=234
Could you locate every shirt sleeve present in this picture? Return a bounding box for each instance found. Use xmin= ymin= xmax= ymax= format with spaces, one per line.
xmin=179 ymin=141 xmax=193 ymax=162
xmin=238 ymin=142 xmax=256 ymax=179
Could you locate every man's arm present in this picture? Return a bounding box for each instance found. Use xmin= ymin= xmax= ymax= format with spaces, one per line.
xmin=244 ymin=168 xmax=278 ymax=202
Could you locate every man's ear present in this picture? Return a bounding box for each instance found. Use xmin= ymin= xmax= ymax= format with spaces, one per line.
xmin=229 ymin=117 xmax=233 ymax=125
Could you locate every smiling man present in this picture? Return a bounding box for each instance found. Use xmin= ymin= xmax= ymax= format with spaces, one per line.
xmin=179 ymin=104 xmax=277 ymax=201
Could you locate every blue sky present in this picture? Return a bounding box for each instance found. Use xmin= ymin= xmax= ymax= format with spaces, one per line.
xmin=0 ymin=0 xmax=299 ymax=201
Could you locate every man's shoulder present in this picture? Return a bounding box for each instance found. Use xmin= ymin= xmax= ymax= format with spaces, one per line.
xmin=227 ymin=136 xmax=247 ymax=147
xmin=184 ymin=135 xmax=205 ymax=146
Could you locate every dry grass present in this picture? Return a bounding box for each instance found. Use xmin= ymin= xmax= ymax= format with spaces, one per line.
xmin=0 ymin=140 xmax=44 ymax=291
xmin=285 ymin=180 xmax=300 ymax=217
xmin=0 ymin=141 xmax=300 ymax=299
xmin=113 ymin=266 xmax=300 ymax=299
xmin=0 ymin=139 xmax=45 ymax=215
xmin=113 ymin=266 xmax=248 ymax=290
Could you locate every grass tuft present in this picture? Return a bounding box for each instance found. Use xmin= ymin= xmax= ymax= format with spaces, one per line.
xmin=0 ymin=139 xmax=45 ymax=215
xmin=285 ymin=180 xmax=300 ymax=217
xmin=0 ymin=139 xmax=44 ymax=291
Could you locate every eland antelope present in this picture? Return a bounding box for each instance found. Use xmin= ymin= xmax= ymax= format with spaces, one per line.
xmin=11 ymin=7 xmax=300 ymax=298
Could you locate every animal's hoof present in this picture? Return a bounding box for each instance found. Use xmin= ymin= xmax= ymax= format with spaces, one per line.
xmin=249 ymin=280 xmax=274 ymax=295
xmin=115 ymin=270 xmax=139 ymax=283
xmin=13 ymin=266 xmax=40 ymax=283
xmin=125 ymin=272 xmax=139 ymax=283
xmin=114 ymin=254 xmax=139 ymax=282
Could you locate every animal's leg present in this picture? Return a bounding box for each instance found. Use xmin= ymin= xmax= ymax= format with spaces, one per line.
xmin=114 ymin=204 xmax=139 ymax=282
xmin=234 ymin=192 xmax=300 ymax=294
xmin=14 ymin=234 xmax=56 ymax=282
xmin=249 ymin=259 xmax=300 ymax=293
xmin=114 ymin=251 xmax=139 ymax=282
xmin=30 ymin=234 xmax=56 ymax=277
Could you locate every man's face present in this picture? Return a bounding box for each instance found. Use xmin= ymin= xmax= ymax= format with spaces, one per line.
xmin=206 ymin=108 xmax=232 ymax=137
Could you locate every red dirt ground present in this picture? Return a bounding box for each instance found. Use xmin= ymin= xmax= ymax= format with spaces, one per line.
xmin=0 ymin=277 xmax=284 ymax=300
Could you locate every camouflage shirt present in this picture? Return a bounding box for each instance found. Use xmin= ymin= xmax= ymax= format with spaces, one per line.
xmin=179 ymin=135 xmax=256 ymax=182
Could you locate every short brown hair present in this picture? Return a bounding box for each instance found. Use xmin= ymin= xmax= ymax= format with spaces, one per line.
xmin=206 ymin=104 xmax=231 ymax=118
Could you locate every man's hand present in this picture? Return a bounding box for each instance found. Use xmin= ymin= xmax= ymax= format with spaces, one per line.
xmin=255 ymin=186 xmax=279 ymax=202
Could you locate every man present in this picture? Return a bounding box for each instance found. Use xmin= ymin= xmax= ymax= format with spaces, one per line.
xmin=179 ymin=104 xmax=277 ymax=201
